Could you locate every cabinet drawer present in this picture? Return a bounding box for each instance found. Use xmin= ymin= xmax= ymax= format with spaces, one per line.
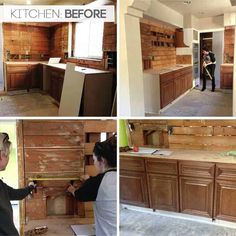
xmin=7 ymin=65 xmax=28 ymax=73
xmin=145 ymin=159 xmax=177 ymax=175
xmin=120 ymin=156 xmax=145 ymax=172
xmin=216 ymin=163 xmax=236 ymax=180
xmin=179 ymin=161 xmax=215 ymax=178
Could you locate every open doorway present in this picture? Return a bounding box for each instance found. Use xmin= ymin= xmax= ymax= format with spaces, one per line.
xmin=0 ymin=121 xmax=18 ymax=230
xmin=200 ymin=31 xmax=224 ymax=90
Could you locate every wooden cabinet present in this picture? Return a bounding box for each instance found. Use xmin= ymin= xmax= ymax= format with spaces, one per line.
xmin=30 ymin=64 xmax=43 ymax=90
xmin=6 ymin=65 xmax=30 ymax=91
xmin=6 ymin=63 xmax=43 ymax=91
xmin=49 ymin=67 xmax=65 ymax=103
xmin=160 ymin=79 xmax=175 ymax=108
xmin=214 ymin=163 xmax=236 ymax=222
xmin=179 ymin=161 xmax=215 ymax=218
xmin=146 ymin=159 xmax=179 ymax=212
xmin=120 ymin=170 xmax=149 ymax=207
xmin=146 ymin=159 xmax=178 ymax=212
xmin=220 ymin=65 xmax=233 ymax=89
xmin=175 ymin=29 xmax=187 ymax=47
xmin=120 ymin=156 xmax=149 ymax=207
xmin=160 ymin=66 xmax=193 ymax=109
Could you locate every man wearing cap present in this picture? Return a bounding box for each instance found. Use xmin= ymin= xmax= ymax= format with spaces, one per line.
xmin=0 ymin=133 xmax=36 ymax=236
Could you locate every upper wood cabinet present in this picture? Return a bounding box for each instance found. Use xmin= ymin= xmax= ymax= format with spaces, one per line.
xmin=175 ymin=29 xmax=188 ymax=47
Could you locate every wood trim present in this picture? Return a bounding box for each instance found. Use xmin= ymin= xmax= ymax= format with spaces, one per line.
xmin=17 ymin=120 xmax=25 ymax=235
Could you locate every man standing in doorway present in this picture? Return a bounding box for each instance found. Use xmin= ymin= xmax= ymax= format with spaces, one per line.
xmin=201 ymin=47 xmax=216 ymax=92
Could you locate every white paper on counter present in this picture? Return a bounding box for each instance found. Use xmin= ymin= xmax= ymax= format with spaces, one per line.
xmin=129 ymin=147 xmax=159 ymax=155
xmin=152 ymin=150 xmax=173 ymax=156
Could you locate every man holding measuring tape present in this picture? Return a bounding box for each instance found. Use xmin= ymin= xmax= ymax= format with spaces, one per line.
xmin=201 ymin=47 xmax=216 ymax=92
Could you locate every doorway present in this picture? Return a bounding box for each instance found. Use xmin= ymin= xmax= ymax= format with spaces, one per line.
xmin=200 ymin=31 xmax=224 ymax=89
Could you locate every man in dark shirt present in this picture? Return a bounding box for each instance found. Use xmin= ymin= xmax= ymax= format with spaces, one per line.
xmin=0 ymin=133 xmax=35 ymax=236
xmin=201 ymin=47 xmax=216 ymax=92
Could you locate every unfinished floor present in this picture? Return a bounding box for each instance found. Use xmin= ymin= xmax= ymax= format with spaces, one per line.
xmin=149 ymin=88 xmax=232 ymax=117
xmin=120 ymin=208 xmax=236 ymax=236
xmin=0 ymin=91 xmax=58 ymax=116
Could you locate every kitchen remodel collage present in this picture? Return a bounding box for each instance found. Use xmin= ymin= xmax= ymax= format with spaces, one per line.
xmin=1 ymin=0 xmax=236 ymax=236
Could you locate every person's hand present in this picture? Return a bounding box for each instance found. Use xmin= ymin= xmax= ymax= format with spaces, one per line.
xmin=28 ymin=181 xmax=36 ymax=189
xmin=80 ymin=174 xmax=90 ymax=181
xmin=203 ymin=62 xmax=207 ymax=68
xmin=67 ymin=185 xmax=76 ymax=196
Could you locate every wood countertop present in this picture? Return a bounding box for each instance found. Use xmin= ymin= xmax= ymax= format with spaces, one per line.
xmin=144 ymin=64 xmax=192 ymax=75
xmin=120 ymin=149 xmax=236 ymax=164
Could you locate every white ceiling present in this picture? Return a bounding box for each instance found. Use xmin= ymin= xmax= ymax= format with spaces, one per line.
xmin=158 ymin=0 xmax=236 ymax=18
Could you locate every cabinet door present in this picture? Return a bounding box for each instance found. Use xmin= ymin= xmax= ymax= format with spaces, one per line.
xmin=160 ymin=81 xmax=174 ymax=108
xmin=180 ymin=176 xmax=214 ymax=217
xmin=8 ymin=72 xmax=28 ymax=90
xmin=30 ymin=64 xmax=43 ymax=89
xmin=7 ymin=65 xmax=29 ymax=91
xmin=147 ymin=173 xmax=179 ymax=212
xmin=174 ymin=76 xmax=186 ymax=99
xmin=120 ymin=170 xmax=149 ymax=207
xmin=214 ymin=180 xmax=236 ymax=222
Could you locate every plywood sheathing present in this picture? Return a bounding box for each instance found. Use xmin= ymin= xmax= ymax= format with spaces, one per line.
xmin=3 ymin=23 xmax=50 ymax=61
xmin=128 ymin=120 xmax=236 ymax=151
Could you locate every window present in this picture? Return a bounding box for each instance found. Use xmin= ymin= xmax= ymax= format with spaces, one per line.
xmin=74 ymin=20 xmax=104 ymax=59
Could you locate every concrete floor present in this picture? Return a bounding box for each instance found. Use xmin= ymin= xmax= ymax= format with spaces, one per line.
xmin=0 ymin=91 xmax=58 ymax=116
xmin=154 ymin=88 xmax=232 ymax=117
xmin=120 ymin=208 xmax=236 ymax=236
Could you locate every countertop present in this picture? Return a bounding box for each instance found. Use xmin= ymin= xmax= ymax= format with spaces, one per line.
xmin=144 ymin=64 xmax=192 ymax=75
xmin=120 ymin=149 xmax=236 ymax=164
xmin=4 ymin=61 xmax=110 ymax=75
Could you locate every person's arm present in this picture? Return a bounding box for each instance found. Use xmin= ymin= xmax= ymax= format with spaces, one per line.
xmin=68 ymin=173 xmax=104 ymax=202
xmin=4 ymin=182 xmax=35 ymax=200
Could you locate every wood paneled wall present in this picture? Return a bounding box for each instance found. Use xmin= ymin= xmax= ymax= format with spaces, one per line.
xmin=3 ymin=23 xmax=50 ymax=61
xmin=17 ymin=120 xmax=116 ymax=228
xmin=128 ymin=120 xmax=236 ymax=151
xmin=49 ymin=23 xmax=69 ymax=60
xmin=224 ymin=26 xmax=235 ymax=63
xmin=140 ymin=19 xmax=177 ymax=70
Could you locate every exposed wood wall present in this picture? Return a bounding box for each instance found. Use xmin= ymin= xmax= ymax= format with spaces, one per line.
xmin=128 ymin=120 xmax=236 ymax=151
xmin=140 ymin=18 xmax=177 ymax=70
xmin=176 ymin=55 xmax=192 ymax=64
xmin=224 ymin=26 xmax=235 ymax=63
xmin=3 ymin=23 xmax=50 ymax=61
xmin=17 ymin=120 xmax=116 ymax=233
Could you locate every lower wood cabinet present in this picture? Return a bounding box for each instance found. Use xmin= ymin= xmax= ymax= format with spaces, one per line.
xmin=49 ymin=67 xmax=65 ymax=103
xmin=160 ymin=66 xmax=193 ymax=109
xmin=214 ymin=163 xmax=236 ymax=222
xmin=220 ymin=65 xmax=233 ymax=89
xmin=179 ymin=176 xmax=214 ymax=217
xmin=147 ymin=173 xmax=178 ymax=211
xmin=120 ymin=156 xmax=236 ymax=223
xmin=120 ymin=170 xmax=149 ymax=207
xmin=214 ymin=180 xmax=236 ymax=222
xmin=6 ymin=64 xmax=43 ymax=91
